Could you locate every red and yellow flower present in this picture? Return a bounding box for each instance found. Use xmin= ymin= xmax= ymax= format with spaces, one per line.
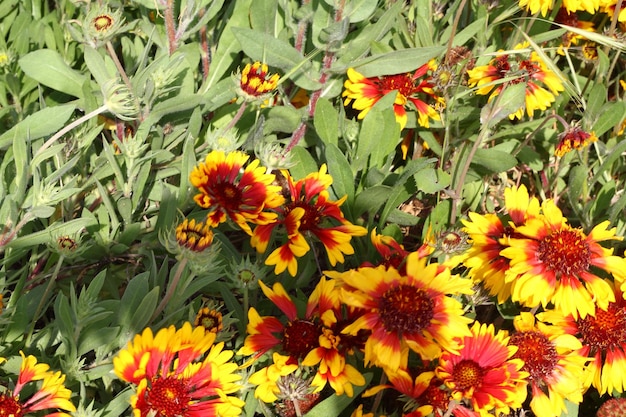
xmin=239 ymin=278 xmax=366 ymax=397
xmin=234 ymin=61 xmax=280 ymax=102
xmin=436 ymin=322 xmax=528 ymax=416
xmin=467 ymin=43 xmax=564 ymax=120
xmin=462 ymin=185 xmax=540 ymax=303
xmin=509 ymin=312 xmax=587 ymax=417
xmin=190 ymin=150 xmax=284 ymax=235
xmin=338 ymin=251 xmax=474 ymax=372
xmin=0 ymin=352 xmax=76 ymax=417
xmin=251 ymin=165 xmax=366 ymax=276
xmin=501 ymin=199 xmax=626 ymax=319
xmin=343 ymin=62 xmax=442 ymax=129
xmin=113 ymin=322 xmax=244 ymax=417
xmin=540 ymin=281 xmax=626 ymax=395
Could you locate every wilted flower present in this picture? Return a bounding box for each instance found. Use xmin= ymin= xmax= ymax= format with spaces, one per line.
xmin=555 ymin=123 xmax=597 ymax=157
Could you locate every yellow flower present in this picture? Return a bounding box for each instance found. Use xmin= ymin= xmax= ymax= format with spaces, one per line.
xmin=248 ymin=352 xmax=298 ymax=403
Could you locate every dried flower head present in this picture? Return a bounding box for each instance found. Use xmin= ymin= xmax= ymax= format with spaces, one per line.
xmin=555 ymin=123 xmax=597 ymax=157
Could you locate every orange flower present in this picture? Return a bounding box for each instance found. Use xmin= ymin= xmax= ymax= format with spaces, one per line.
xmin=555 ymin=123 xmax=597 ymax=157
xmin=343 ymin=63 xmax=441 ymax=129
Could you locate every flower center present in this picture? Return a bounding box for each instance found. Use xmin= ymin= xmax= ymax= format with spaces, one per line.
xmin=378 ymin=285 xmax=434 ymax=334
xmin=452 ymin=359 xmax=484 ymax=391
xmin=378 ymin=74 xmax=416 ymax=98
xmin=536 ymin=228 xmax=591 ymax=277
xmin=143 ymin=377 xmax=191 ymax=417
xmin=283 ymin=320 xmax=322 ymax=359
xmin=195 ymin=308 xmax=223 ymax=333
xmin=509 ymin=331 xmax=557 ymax=381
xmin=93 ymin=14 xmax=114 ymax=32
xmin=288 ymin=202 xmax=322 ymax=232
xmin=579 ymin=303 xmax=626 ymax=351
xmin=0 ymin=394 xmax=23 ymax=417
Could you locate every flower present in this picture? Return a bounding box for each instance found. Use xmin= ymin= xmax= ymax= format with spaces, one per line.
xmin=518 ymin=0 xmax=600 ymax=15
xmin=555 ymin=123 xmax=597 ymax=157
xmin=113 ymin=322 xmax=244 ymax=417
xmin=81 ymin=6 xmax=125 ymax=47
xmin=540 ymin=282 xmax=626 ymax=395
xmin=234 ymin=61 xmax=280 ymax=102
xmin=239 ymin=278 xmax=366 ymax=397
xmin=195 ymin=306 xmax=223 ymax=333
xmin=436 ymin=322 xmax=528 ymax=416
xmin=0 ymin=352 xmax=76 ymax=417
xmin=274 ymin=373 xmax=321 ymax=417
xmin=176 ymin=218 xmax=214 ymax=252
xmin=190 ymin=150 xmax=285 ymax=235
xmin=339 ymin=251 xmax=474 ymax=372
xmin=462 ymin=185 xmax=540 ymax=303
xmin=467 ymin=43 xmax=564 ymax=119
xmin=508 ymin=312 xmax=586 ymax=417
xmin=501 ymin=198 xmax=626 ymax=319
xmin=251 ymin=165 xmax=367 ymax=276
xmin=342 ymin=63 xmax=442 ymax=129
xmin=364 ymin=369 xmax=451 ymax=417
xmin=364 ymin=228 xmax=411 ymax=272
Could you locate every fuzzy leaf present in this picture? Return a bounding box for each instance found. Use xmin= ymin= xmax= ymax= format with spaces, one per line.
xmin=19 ymin=49 xmax=87 ymax=97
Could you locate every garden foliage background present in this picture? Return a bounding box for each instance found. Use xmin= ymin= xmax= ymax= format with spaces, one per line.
xmin=2 ymin=0 xmax=626 ymax=416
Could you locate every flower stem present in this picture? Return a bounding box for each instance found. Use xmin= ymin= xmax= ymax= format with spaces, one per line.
xmin=224 ymin=101 xmax=248 ymax=132
xmin=150 ymin=258 xmax=189 ymax=322
xmin=165 ymin=0 xmax=178 ymax=55
xmin=35 ymin=105 xmax=108 ymax=160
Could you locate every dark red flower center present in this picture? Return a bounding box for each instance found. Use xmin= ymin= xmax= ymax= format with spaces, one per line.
xmin=536 ymin=228 xmax=591 ymax=277
xmin=493 ymin=55 xmax=511 ymax=76
xmin=377 ymin=74 xmax=417 ymax=98
xmin=283 ymin=320 xmax=322 ymax=359
xmin=509 ymin=330 xmax=558 ymax=382
xmin=378 ymin=285 xmax=434 ymax=334
xmin=287 ymin=202 xmax=323 ymax=231
xmin=421 ymin=378 xmax=450 ymax=412
xmin=579 ymin=303 xmax=626 ymax=351
xmin=0 ymin=394 xmax=22 ymax=417
xmin=452 ymin=359 xmax=484 ymax=391
xmin=141 ymin=377 xmax=191 ymax=417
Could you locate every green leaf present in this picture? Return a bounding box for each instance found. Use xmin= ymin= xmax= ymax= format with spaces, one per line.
xmin=325 ymin=143 xmax=355 ymax=206
xmin=480 ymin=82 xmax=526 ymax=128
xmin=84 ymin=45 xmax=113 ymax=87
xmin=517 ymin=146 xmax=544 ymax=171
xmin=19 ymin=49 xmax=87 ymax=97
xmin=355 ymin=91 xmax=399 ymax=171
xmin=593 ymin=101 xmax=626 ymax=137
xmin=567 ymin=164 xmax=587 ymax=209
xmin=350 ymin=46 xmax=445 ymax=77
xmin=354 ymin=185 xmax=392 ymax=218
xmin=415 ymin=167 xmax=451 ymax=194
xmin=304 ymin=373 xmax=373 ymax=417
xmin=8 ymin=217 xmax=97 ymax=249
xmin=263 ymin=106 xmax=303 ymax=134
xmin=289 ymin=146 xmax=319 ymax=180
xmin=0 ymin=104 xmax=76 ymax=150
xmin=314 ymin=97 xmax=338 ymax=146
xmin=249 ymin=0 xmax=278 ymax=33
xmin=231 ymin=27 xmax=321 ymax=90
xmin=471 ymin=148 xmax=518 ymax=173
